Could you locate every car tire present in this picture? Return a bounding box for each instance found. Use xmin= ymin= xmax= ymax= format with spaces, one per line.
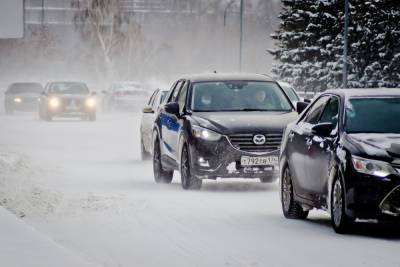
xmin=153 ymin=137 xmax=173 ymax=184
xmin=330 ymin=176 xmax=353 ymax=234
xmin=141 ymin=138 xmax=151 ymax=160
xmin=180 ymin=145 xmax=202 ymax=190
xmin=281 ymin=166 xmax=308 ymax=219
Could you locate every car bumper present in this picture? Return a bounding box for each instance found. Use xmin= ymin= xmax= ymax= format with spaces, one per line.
xmin=48 ymin=107 xmax=95 ymax=117
xmin=345 ymin=171 xmax=400 ymax=220
xmin=188 ymin=136 xmax=280 ymax=181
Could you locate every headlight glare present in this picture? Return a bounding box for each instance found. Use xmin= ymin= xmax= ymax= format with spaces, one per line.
xmin=352 ymin=156 xmax=397 ymax=177
xmin=192 ymin=125 xmax=221 ymax=141
xmin=49 ymin=97 xmax=60 ymax=108
xmin=14 ymin=97 xmax=22 ymax=103
xmin=85 ymin=98 xmax=96 ymax=108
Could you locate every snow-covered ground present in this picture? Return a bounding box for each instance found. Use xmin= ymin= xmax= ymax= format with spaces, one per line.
xmin=1 ymin=111 xmax=400 ymax=267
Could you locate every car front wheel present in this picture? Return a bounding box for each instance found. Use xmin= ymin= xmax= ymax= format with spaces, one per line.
xmin=281 ymin=166 xmax=308 ymax=219
xmin=180 ymin=145 xmax=202 ymax=190
xmin=330 ymin=176 xmax=353 ymax=234
xmin=153 ymin=137 xmax=173 ymax=184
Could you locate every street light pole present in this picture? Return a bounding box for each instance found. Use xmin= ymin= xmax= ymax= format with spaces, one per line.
xmin=343 ymin=0 xmax=349 ymax=88
xmin=239 ymin=0 xmax=244 ymax=72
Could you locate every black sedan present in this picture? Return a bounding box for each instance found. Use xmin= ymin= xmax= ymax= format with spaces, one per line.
xmin=279 ymin=89 xmax=400 ymax=233
xmin=152 ymin=73 xmax=299 ymax=190
xmin=39 ymin=82 xmax=97 ymax=121
xmin=4 ymin=82 xmax=43 ymax=114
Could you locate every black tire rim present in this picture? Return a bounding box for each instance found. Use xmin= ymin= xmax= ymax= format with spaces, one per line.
xmin=332 ymin=179 xmax=343 ymax=227
xmin=181 ymin=147 xmax=190 ymax=187
xmin=282 ymin=168 xmax=292 ymax=213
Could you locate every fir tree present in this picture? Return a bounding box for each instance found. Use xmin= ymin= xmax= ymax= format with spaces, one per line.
xmin=269 ymin=0 xmax=400 ymax=91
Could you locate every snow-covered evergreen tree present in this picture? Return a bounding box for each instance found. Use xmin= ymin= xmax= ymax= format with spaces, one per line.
xmin=270 ymin=0 xmax=400 ymax=91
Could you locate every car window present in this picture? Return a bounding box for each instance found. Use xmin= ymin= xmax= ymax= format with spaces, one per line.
xmin=148 ymin=90 xmax=158 ymax=106
xmin=303 ymin=96 xmax=330 ymax=124
xmin=177 ymin=81 xmax=188 ymax=114
xmin=319 ymin=97 xmax=339 ymax=125
xmin=167 ymin=81 xmax=182 ymax=103
xmin=318 ymin=96 xmax=340 ymax=135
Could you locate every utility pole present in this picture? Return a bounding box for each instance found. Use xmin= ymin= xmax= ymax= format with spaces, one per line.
xmin=239 ymin=0 xmax=244 ymax=72
xmin=343 ymin=0 xmax=349 ymax=88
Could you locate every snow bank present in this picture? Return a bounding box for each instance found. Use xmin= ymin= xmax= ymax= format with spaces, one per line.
xmin=0 ymin=152 xmax=60 ymax=218
xmin=0 ymin=206 xmax=97 ymax=267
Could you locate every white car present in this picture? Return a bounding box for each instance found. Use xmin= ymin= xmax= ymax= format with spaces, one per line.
xmin=140 ymin=88 xmax=169 ymax=160
xmin=103 ymin=81 xmax=149 ymax=111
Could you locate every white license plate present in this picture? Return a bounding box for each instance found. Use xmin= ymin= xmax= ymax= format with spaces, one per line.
xmin=240 ymin=156 xmax=278 ymax=166
xmin=65 ymin=106 xmax=80 ymax=111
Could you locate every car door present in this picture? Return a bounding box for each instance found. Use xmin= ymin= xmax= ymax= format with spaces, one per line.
xmin=289 ymin=95 xmax=330 ymax=200
xmin=141 ymin=90 xmax=158 ymax=151
xmin=306 ymin=96 xmax=340 ymax=202
xmin=161 ymin=81 xmax=183 ymax=160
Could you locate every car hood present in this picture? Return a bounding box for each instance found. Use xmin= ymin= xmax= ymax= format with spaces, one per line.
xmin=191 ymin=111 xmax=298 ymax=135
xmin=345 ymin=133 xmax=400 ymax=160
xmin=8 ymin=92 xmax=39 ymax=98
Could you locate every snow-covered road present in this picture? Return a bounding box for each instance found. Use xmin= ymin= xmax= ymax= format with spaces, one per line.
xmin=1 ymin=112 xmax=400 ymax=267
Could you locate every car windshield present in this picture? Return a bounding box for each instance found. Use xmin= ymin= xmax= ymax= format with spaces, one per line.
xmin=7 ymin=83 xmax=43 ymax=94
xmin=190 ymin=81 xmax=293 ymax=112
xmin=280 ymin=83 xmax=300 ymax=102
xmin=345 ymin=97 xmax=400 ymax=134
xmin=49 ymin=82 xmax=89 ymax=94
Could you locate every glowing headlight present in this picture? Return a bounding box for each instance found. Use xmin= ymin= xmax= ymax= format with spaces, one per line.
xmin=352 ymin=156 xmax=398 ymax=178
xmin=14 ymin=97 xmax=22 ymax=103
xmin=85 ymin=98 xmax=96 ymax=108
xmin=192 ymin=125 xmax=221 ymax=141
xmin=49 ymin=97 xmax=60 ymax=108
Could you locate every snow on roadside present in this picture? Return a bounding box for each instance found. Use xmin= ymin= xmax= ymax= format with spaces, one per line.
xmin=0 ymin=206 xmax=97 ymax=267
xmin=0 ymin=151 xmax=60 ymax=218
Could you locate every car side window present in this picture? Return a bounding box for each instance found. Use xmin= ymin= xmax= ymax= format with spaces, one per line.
xmin=167 ymin=81 xmax=182 ymax=103
xmin=148 ymin=90 xmax=157 ymax=106
xmin=177 ymin=81 xmax=188 ymax=114
xmin=318 ymin=96 xmax=340 ymax=135
xmin=303 ymin=96 xmax=330 ymax=125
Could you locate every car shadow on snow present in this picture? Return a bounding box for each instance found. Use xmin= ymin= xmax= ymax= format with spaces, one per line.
xmin=200 ymin=180 xmax=278 ymax=193
xmin=306 ymin=216 xmax=400 ymax=240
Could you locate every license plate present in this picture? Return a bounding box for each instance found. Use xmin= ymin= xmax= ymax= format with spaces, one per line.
xmin=241 ymin=156 xmax=278 ymax=166
xmin=65 ymin=106 xmax=80 ymax=111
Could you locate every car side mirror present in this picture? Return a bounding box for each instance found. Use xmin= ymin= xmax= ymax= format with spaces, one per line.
xmin=101 ymin=90 xmax=108 ymax=94
xmin=41 ymin=91 xmax=47 ymax=96
xmin=165 ymin=102 xmax=180 ymax=117
xmin=304 ymin=98 xmax=311 ymax=103
xmin=312 ymin=123 xmax=334 ymax=137
xmin=296 ymin=101 xmax=309 ymax=114
xmin=91 ymin=91 xmax=97 ymax=96
xmin=142 ymin=106 xmax=154 ymax=114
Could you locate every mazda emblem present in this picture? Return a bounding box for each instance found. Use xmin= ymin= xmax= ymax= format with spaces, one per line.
xmin=253 ymin=134 xmax=266 ymax=145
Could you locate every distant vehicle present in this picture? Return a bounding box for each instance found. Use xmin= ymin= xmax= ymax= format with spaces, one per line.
xmin=102 ymin=81 xmax=149 ymax=111
xmin=38 ymin=82 xmax=96 ymax=121
xmin=152 ymin=73 xmax=301 ymax=190
xmin=279 ymin=89 xmax=400 ymax=233
xmin=4 ymin=82 xmax=43 ymax=114
xmin=140 ymin=88 xmax=169 ymax=160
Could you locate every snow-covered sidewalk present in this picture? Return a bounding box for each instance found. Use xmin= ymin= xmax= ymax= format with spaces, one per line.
xmin=0 ymin=206 xmax=97 ymax=267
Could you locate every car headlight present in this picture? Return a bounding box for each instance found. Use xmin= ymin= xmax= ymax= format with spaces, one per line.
xmin=85 ymin=98 xmax=96 ymax=108
xmin=49 ymin=97 xmax=61 ymax=108
xmin=192 ymin=125 xmax=222 ymax=141
xmin=14 ymin=97 xmax=22 ymax=103
xmin=352 ymin=156 xmax=398 ymax=177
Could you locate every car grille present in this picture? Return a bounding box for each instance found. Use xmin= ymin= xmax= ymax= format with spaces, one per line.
xmin=228 ymin=132 xmax=283 ymax=153
xmin=380 ymin=186 xmax=400 ymax=216
xmin=63 ymin=98 xmax=83 ymax=107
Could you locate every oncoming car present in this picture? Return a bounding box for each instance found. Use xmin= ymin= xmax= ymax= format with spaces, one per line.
xmin=38 ymin=82 xmax=96 ymax=121
xmin=4 ymin=82 xmax=43 ymax=114
xmin=152 ymin=73 xmax=301 ymax=190
xmin=279 ymin=89 xmax=400 ymax=233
